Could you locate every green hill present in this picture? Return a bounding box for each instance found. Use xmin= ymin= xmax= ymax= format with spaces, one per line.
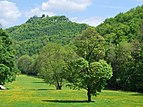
xmin=96 ymin=5 xmax=143 ymax=91
xmin=6 ymin=15 xmax=88 ymax=57
xmin=96 ymin=6 xmax=143 ymax=44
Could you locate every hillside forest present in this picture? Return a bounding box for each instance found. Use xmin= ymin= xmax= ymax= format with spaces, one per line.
xmin=1 ymin=5 xmax=143 ymax=102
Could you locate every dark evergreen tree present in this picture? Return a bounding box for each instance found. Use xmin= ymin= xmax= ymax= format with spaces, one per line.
xmin=0 ymin=29 xmax=16 ymax=85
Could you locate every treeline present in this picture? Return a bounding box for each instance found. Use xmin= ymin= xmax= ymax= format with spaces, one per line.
xmin=96 ymin=5 xmax=143 ymax=92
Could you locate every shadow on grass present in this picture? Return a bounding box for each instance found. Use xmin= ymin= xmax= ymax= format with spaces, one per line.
xmin=42 ymin=100 xmax=94 ymax=103
xmin=29 ymin=89 xmax=55 ymax=91
xmin=131 ymin=93 xmax=143 ymax=96
xmin=38 ymin=89 xmax=55 ymax=90
xmin=32 ymin=82 xmax=45 ymax=83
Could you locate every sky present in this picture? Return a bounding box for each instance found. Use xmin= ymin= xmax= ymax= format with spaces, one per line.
xmin=0 ymin=0 xmax=143 ymax=28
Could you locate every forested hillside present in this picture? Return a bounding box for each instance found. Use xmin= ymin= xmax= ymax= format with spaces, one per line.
xmin=96 ymin=6 xmax=143 ymax=92
xmin=96 ymin=6 xmax=143 ymax=44
xmin=6 ymin=15 xmax=88 ymax=57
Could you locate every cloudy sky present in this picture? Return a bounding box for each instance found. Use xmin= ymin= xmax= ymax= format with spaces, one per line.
xmin=0 ymin=0 xmax=143 ymax=28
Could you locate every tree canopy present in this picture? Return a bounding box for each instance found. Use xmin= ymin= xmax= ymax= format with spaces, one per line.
xmin=35 ymin=43 xmax=76 ymax=90
xmin=65 ymin=27 xmax=112 ymax=101
xmin=0 ymin=29 xmax=16 ymax=85
xmin=96 ymin=5 xmax=143 ymax=92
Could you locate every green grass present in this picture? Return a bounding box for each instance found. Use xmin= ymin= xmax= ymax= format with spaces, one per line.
xmin=0 ymin=75 xmax=143 ymax=107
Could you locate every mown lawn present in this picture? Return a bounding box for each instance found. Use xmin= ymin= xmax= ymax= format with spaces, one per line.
xmin=0 ymin=75 xmax=143 ymax=107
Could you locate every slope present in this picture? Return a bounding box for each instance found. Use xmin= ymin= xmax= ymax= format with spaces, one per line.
xmin=96 ymin=5 xmax=143 ymax=44
xmin=6 ymin=15 xmax=88 ymax=57
xmin=96 ymin=5 xmax=143 ymax=91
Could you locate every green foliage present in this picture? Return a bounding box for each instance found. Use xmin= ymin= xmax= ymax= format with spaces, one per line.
xmin=106 ymin=42 xmax=132 ymax=88
xmin=96 ymin=5 xmax=143 ymax=92
xmin=96 ymin=6 xmax=143 ymax=44
xmin=74 ymin=27 xmax=105 ymax=62
xmin=65 ymin=27 xmax=112 ymax=101
xmin=129 ymin=41 xmax=143 ymax=92
xmin=89 ymin=60 xmax=112 ymax=94
xmin=17 ymin=55 xmax=33 ymax=75
xmin=0 ymin=64 xmax=10 ymax=84
xmin=65 ymin=58 xmax=112 ymax=101
xmin=35 ymin=43 xmax=76 ymax=90
xmin=6 ymin=15 xmax=88 ymax=57
xmin=65 ymin=59 xmax=112 ymax=91
xmin=0 ymin=29 xmax=16 ymax=84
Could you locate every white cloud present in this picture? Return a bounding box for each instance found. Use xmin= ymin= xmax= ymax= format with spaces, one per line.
xmin=25 ymin=0 xmax=91 ymax=17
xmin=25 ymin=6 xmax=54 ymax=18
xmin=71 ymin=16 xmax=105 ymax=27
xmin=0 ymin=0 xmax=21 ymax=27
xmin=41 ymin=0 xmax=92 ymax=12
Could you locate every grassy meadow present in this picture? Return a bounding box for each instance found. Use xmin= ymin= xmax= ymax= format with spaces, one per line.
xmin=0 ymin=75 xmax=143 ymax=107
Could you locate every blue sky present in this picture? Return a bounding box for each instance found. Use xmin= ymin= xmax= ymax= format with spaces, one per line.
xmin=0 ymin=0 xmax=143 ymax=28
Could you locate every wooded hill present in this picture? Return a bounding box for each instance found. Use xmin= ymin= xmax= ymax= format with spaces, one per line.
xmin=6 ymin=15 xmax=88 ymax=57
xmin=96 ymin=5 xmax=143 ymax=43
xmin=96 ymin=5 xmax=143 ymax=92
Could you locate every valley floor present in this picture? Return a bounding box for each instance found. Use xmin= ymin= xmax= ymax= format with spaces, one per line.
xmin=0 ymin=75 xmax=143 ymax=107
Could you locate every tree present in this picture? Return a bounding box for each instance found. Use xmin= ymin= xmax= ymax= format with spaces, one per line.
xmin=65 ymin=27 xmax=112 ymax=102
xmin=128 ymin=40 xmax=143 ymax=92
xmin=0 ymin=29 xmax=16 ymax=85
xmin=27 ymin=54 xmax=39 ymax=76
xmin=65 ymin=58 xmax=112 ymax=102
xmin=106 ymin=42 xmax=133 ymax=90
xmin=17 ymin=55 xmax=33 ymax=74
xmin=37 ymin=43 xmax=76 ymax=90
xmin=74 ymin=27 xmax=105 ymax=62
xmin=41 ymin=14 xmax=45 ymax=18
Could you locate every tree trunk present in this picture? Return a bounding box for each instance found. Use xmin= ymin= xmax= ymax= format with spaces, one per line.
xmin=56 ymin=85 xmax=62 ymax=90
xmin=55 ymin=77 xmax=62 ymax=90
xmin=56 ymin=82 xmax=62 ymax=90
xmin=87 ymin=86 xmax=92 ymax=102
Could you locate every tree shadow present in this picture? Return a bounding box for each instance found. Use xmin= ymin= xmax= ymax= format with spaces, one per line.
xmin=29 ymin=88 xmax=55 ymax=91
xmin=130 ymin=93 xmax=143 ymax=96
xmin=32 ymin=82 xmax=45 ymax=83
xmin=42 ymin=100 xmax=94 ymax=103
xmin=38 ymin=89 xmax=55 ymax=90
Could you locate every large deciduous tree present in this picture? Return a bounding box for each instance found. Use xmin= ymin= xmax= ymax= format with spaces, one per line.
xmin=65 ymin=27 xmax=112 ymax=102
xmin=36 ymin=43 xmax=76 ymax=90
xmin=0 ymin=29 xmax=16 ymax=85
